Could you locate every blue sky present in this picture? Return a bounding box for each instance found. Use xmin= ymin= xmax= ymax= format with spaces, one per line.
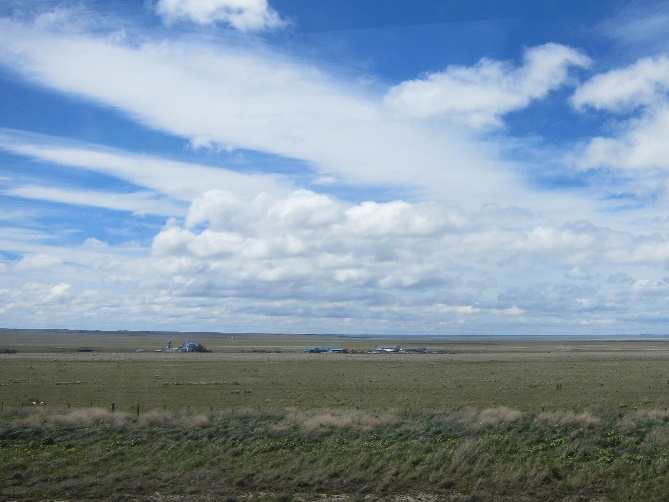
xmin=2 ymin=0 xmax=669 ymax=335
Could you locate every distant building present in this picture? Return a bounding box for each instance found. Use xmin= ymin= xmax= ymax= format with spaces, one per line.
xmin=179 ymin=342 xmax=201 ymax=352
xmin=161 ymin=340 xmax=209 ymax=352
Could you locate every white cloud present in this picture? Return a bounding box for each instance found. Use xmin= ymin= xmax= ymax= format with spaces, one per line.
xmin=500 ymin=306 xmax=524 ymax=316
xmin=4 ymin=7 xmax=669 ymax=334
xmin=571 ymin=56 xmax=669 ymax=111
xmin=155 ymin=0 xmax=286 ymax=32
xmin=148 ymin=190 xmax=669 ymax=319
xmin=13 ymin=282 xmax=72 ymax=305
xmin=4 ymin=185 xmax=185 ymax=216
xmin=566 ymin=266 xmax=592 ymax=280
xmin=345 ymin=200 xmax=466 ymax=237
xmin=4 ymin=201 xmax=669 ymax=333
xmin=0 ymin=17 xmax=531 ymax=209
xmin=573 ymin=56 xmax=669 ymax=171
xmin=385 ymin=43 xmax=590 ymax=129
xmin=577 ymin=105 xmax=669 ymax=170
xmin=0 ymin=129 xmax=289 ymax=202
xmin=15 ymin=253 xmax=62 ymax=271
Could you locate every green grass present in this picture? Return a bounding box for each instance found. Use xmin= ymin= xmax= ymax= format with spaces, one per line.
xmin=2 ymin=350 xmax=669 ymax=412
xmin=2 ymin=407 xmax=669 ymax=501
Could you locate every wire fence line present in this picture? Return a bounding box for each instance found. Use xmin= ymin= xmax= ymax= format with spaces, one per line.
xmin=0 ymin=400 xmax=226 ymax=415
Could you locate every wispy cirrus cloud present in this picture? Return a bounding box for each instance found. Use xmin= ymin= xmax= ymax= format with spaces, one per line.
xmin=0 ymin=129 xmax=289 ymax=202
xmin=0 ymin=16 xmax=533 ymax=209
xmin=4 ymin=185 xmax=184 ymax=216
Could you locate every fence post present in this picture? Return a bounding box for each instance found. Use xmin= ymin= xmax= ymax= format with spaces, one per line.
xmin=112 ymin=402 xmax=115 ymax=413
xmin=137 ymin=404 xmax=140 ymax=417
xmin=68 ymin=403 xmax=71 ymax=409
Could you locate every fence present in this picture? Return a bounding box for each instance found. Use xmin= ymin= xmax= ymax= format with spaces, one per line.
xmin=0 ymin=401 xmax=220 ymax=416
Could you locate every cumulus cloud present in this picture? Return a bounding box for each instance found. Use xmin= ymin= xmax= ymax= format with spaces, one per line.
xmin=571 ymin=56 xmax=669 ymax=111
xmin=21 ymin=282 xmax=71 ymax=303
xmin=5 ymin=186 xmax=669 ymax=333
xmin=576 ymin=105 xmax=669 ymax=170
xmin=573 ymin=56 xmax=669 ymax=171
xmin=385 ymin=43 xmax=590 ymax=129
xmin=155 ymin=0 xmax=286 ymax=32
xmin=141 ymin=189 xmax=669 ymax=332
xmin=153 ymin=190 xmax=470 ymax=296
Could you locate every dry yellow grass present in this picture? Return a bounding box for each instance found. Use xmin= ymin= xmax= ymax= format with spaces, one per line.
xmin=534 ymin=410 xmax=602 ymax=427
xmin=273 ymin=408 xmax=400 ymax=435
xmin=16 ymin=406 xmax=127 ymax=428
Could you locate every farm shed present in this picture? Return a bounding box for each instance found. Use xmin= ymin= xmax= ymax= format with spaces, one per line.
xmin=179 ymin=342 xmax=200 ymax=352
xmin=304 ymin=347 xmax=345 ymax=353
xmin=373 ymin=345 xmax=401 ymax=353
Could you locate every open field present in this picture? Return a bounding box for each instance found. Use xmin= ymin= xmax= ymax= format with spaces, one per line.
xmin=3 ymin=330 xmax=669 ymax=501
xmin=2 ymin=330 xmax=669 ymax=413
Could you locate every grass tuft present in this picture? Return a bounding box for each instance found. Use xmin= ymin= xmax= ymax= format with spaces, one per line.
xmin=273 ymin=408 xmax=399 ymax=435
xmin=16 ymin=407 xmax=127 ymax=427
xmin=138 ymin=410 xmax=209 ymax=428
xmin=535 ymin=410 xmax=602 ymax=428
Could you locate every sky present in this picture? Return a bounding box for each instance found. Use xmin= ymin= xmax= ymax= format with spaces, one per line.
xmin=1 ymin=0 xmax=669 ymax=335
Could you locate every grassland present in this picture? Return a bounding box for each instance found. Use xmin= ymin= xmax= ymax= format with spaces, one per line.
xmin=2 ymin=330 xmax=669 ymax=500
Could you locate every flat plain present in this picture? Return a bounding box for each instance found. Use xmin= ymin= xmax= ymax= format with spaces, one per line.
xmin=3 ymin=330 xmax=669 ymax=501
xmin=2 ymin=330 xmax=669 ymax=413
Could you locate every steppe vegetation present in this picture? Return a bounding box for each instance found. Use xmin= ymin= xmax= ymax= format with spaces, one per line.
xmin=2 ymin=330 xmax=669 ymax=500
xmin=3 ymin=405 xmax=669 ymax=501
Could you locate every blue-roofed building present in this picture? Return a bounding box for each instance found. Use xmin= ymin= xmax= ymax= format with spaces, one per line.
xmin=180 ymin=342 xmax=202 ymax=352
